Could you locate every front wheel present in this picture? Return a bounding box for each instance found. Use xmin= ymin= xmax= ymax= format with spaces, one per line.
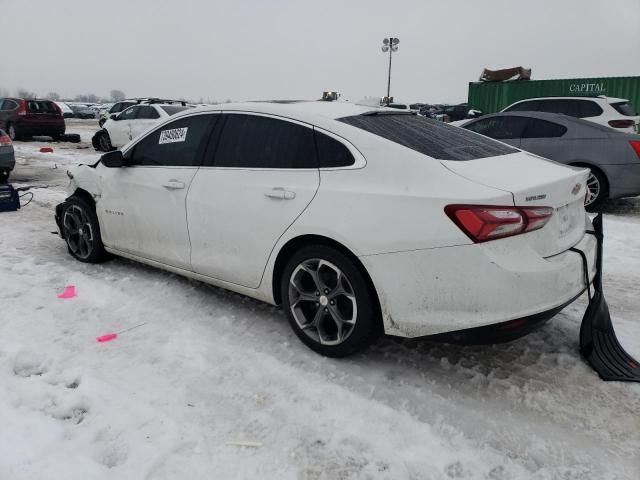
xmin=281 ymin=245 xmax=381 ymax=357
xmin=61 ymin=196 xmax=109 ymax=263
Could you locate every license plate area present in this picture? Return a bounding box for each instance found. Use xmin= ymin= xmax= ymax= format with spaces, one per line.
xmin=556 ymin=202 xmax=580 ymax=237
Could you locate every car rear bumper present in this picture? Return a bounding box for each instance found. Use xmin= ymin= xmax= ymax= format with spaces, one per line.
xmin=0 ymin=149 xmax=15 ymax=172
xmin=360 ymin=229 xmax=597 ymax=338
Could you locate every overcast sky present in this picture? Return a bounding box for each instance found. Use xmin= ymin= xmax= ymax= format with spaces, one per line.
xmin=1 ymin=0 xmax=639 ymax=103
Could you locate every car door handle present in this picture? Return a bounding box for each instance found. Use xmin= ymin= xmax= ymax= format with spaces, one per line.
xmin=264 ymin=187 xmax=296 ymax=200
xmin=162 ymin=180 xmax=185 ymax=190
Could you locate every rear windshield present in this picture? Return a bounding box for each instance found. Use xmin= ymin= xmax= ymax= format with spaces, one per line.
xmin=27 ymin=100 xmax=57 ymax=114
xmin=611 ymin=102 xmax=637 ymax=116
xmin=338 ymin=113 xmax=518 ymax=160
xmin=161 ymin=105 xmax=192 ymax=115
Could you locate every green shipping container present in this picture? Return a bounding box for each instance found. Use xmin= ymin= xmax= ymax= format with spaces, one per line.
xmin=468 ymin=76 xmax=640 ymax=114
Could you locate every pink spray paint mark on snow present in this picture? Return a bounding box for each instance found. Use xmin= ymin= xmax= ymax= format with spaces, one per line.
xmin=96 ymin=333 xmax=118 ymax=343
xmin=57 ymin=285 xmax=76 ymax=299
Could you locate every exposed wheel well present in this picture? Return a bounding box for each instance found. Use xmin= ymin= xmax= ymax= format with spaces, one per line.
xmin=272 ymin=235 xmax=382 ymax=329
xmin=70 ymin=188 xmax=96 ymax=209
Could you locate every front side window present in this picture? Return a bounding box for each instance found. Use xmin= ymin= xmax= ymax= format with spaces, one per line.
xmin=128 ymin=114 xmax=214 ymax=167
xmin=339 ymin=113 xmax=518 ymax=160
xmin=464 ymin=116 xmax=528 ymax=139
xmin=521 ymin=119 xmax=567 ymax=138
xmin=315 ymin=131 xmax=355 ymax=168
xmin=213 ymin=114 xmax=317 ymax=168
xmin=119 ymin=106 xmax=139 ymax=120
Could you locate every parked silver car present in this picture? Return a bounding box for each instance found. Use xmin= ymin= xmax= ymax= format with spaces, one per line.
xmin=460 ymin=111 xmax=640 ymax=209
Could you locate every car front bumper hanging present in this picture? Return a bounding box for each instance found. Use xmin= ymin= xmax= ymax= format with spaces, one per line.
xmin=576 ymin=213 xmax=640 ymax=382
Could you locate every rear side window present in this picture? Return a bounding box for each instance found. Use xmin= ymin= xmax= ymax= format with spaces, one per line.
xmin=611 ymin=102 xmax=637 ymax=116
xmin=521 ymin=119 xmax=567 ymax=138
xmin=1 ymin=99 xmax=18 ymax=110
xmin=213 ymin=114 xmax=317 ymax=168
xmin=315 ymin=131 xmax=355 ymax=168
xmin=464 ymin=116 xmax=528 ymax=139
xmin=128 ymin=114 xmax=213 ymax=167
xmin=26 ymin=100 xmax=57 ymax=113
xmin=505 ymin=100 xmax=541 ymax=112
xmin=136 ymin=106 xmax=160 ymax=119
xmin=536 ymin=99 xmax=603 ymax=118
xmin=339 ymin=114 xmax=517 ymax=160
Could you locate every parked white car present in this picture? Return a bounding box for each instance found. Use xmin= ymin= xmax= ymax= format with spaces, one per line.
xmin=57 ymin=102 xmax=596 ymax=357
xmin=92 ymin=103 xmax=193 ymax=151
xmin=502 ymin=96 xmax=639 ymax=133
xmin=54 ymin=101 xmax=74 ymax=118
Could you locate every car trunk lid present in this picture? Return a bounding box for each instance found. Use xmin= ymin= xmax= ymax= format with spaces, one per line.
xmin=441 ymin=152 xmax=589 ymax=257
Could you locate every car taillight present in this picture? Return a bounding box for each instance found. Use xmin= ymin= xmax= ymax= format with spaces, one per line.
xmin=0 ymin=134 xmax=11 ymax=146
xmin=629 ymin=140 xmax=640 ymax=158
xmin=445 ymin=205 xmax=554 ymax=243
xmin=608 ymin=119 xmax=635 ymax=128
xmin=18 ymin=99 xmax=27 ymax=116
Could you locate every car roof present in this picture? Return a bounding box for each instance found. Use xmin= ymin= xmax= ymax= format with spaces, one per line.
xmin=180 ymin=101 xmax=381 ymax=122
xmin=510 ymin=96 xmax=628 ymax=104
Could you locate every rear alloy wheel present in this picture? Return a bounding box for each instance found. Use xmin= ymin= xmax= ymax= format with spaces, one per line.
xmin=282 ymin=245 xmax=380 ymax=357
xmin=61 ymin=196 xmax=108 ymax=263
xmin=584 ymin=169 xmax=608 ymax=211
xmin=98 ymin=131 xmax=113 ymax=152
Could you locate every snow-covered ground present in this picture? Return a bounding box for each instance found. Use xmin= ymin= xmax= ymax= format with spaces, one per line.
xmin=1 ymin=122 xmax=639 ymax=479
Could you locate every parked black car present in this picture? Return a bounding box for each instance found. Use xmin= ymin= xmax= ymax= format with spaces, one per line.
xmin=70 ymin=105 xmax=97 ymax=119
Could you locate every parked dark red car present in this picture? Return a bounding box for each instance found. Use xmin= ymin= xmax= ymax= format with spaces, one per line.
xmin=0 ymin=98 xmax=66 ymax=140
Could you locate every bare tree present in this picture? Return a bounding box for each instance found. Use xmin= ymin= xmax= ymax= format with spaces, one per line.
xmin=16 ymin=88 xmax=37 ymax=98
xmin=75 ymin=93 xmax=100 ymax=103
xmin=47 ymin=92 xmax=60 ymax=101
xmin=110 ymin=89 xmax=126 ymax=102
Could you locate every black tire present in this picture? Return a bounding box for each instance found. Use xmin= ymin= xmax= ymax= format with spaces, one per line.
xmin=7 ymin=123 xmax=17 ymax=141
xmin=583 ymin=167 xmax=608 ymax=212
xmin=60 ymin=195 xmax=109 ymax=263
xmin=97 ymin=131 xmax=113 ymax=152
xmin=281 ymin=245 xmax=381 ymax=357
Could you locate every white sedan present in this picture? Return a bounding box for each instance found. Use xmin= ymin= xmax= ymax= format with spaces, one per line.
xmin=92 ymin=103 xmax=193 ymax=151
xmin=56 ymin=102 xmax=596 ymax=357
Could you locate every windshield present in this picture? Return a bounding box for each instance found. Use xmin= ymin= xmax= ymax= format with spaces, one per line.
xmin=26 ymin=100 xmax=57 ymax=114
xmin=161 ymin=105 xmax=192 ymax=115
xmin=338 ymin=113 xmax=518 ymax=161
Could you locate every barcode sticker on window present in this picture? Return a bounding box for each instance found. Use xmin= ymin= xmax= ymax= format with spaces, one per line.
xmin=159 ymin=127 xmax=188 ymax=144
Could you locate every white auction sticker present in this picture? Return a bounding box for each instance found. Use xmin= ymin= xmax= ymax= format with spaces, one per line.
xmin=159 ymin=127 xmax=188 ymax=144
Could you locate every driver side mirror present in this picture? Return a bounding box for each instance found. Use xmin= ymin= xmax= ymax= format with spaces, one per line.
xmin=110 ymin=113 xmax=119 ymax=120
xmin=101 ymin=150 xmax=129 ymax=168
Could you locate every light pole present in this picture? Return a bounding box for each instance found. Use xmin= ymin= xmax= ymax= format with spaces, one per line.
xmin=381 ymin=37 xmax=399 ymax=105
